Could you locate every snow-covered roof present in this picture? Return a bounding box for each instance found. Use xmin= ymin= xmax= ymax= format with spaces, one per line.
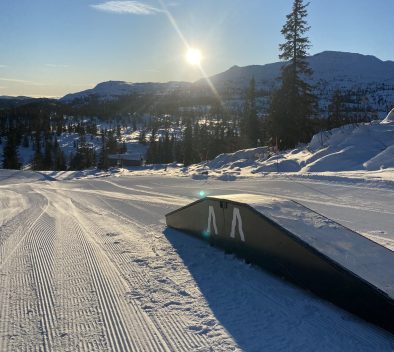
xmin=210 ymin=194 xmax=394 ymax=299
xmin=108 ymin=153 xmax=143 ymax=161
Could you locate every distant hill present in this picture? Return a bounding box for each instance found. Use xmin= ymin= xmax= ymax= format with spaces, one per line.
xmin=0 ymin=95 xmax=34 ymax=100
xmin=196 ymin=51 xmax=394 ymax=116
xmin=60 ymin=81 xmax=191 ymax=103
xmin=203 ymin=51 xmax=394 ymax=89
xmin=0 ymin=96 xmax=37 ymax=109
xmin=59 ymin=51 xmax=394 ymax=116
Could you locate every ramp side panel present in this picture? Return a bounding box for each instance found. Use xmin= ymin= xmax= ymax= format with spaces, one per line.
xmin=166 ymin=199 xmax=225 ymax=239
xmin=166 ymin=196 xmax=394 ymax=333
xmin=222 ymin=203 xmax=393 ymax=328
xmin=210 ymin=194 xmax=394 ymax=300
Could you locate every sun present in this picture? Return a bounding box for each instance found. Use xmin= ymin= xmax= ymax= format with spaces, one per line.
xmin=186 ymin=48 xmax=202 ymax=66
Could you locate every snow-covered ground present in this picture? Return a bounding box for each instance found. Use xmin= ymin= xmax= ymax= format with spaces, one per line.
xmin=182 ymin=116 xmax=394 ymax=181
xmin=82 ymin=115 xmax=393 ymax=188
xmin=0 ymin=170 xmax=393 ymax=351
xmin=0 ymin=128 xmax=148 ymax=168
xmin=0 ymin=114 xmax=393 ymax=350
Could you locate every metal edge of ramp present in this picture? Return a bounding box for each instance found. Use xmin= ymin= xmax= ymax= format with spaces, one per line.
xmin=165 ymin=195 xmax=394 ymax=334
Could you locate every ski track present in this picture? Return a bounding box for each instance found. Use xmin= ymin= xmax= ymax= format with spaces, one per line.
xmin=67 ymin=191 xmax=226 ymax=351
xmin=1 ymin=185 xmax=175 ymax=351
xmin=45 ymin=188 xmax=172 ymax=351
xmin=0 ymin=187 xmax=50 ymax=351
xmin=1 ymin=174 xmax=393 ymax=351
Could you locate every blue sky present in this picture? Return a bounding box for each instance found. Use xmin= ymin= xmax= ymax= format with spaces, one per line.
xmin=1 ymin=0 xmax=394 ymax=97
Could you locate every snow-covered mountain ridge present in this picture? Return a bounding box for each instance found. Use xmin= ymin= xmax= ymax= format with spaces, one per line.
xmin=61 ymin=80 xmax=191 ymax=102
xmin=206 ymin=51 xmax=394 ymax=89
xmin=61 ymin=51 xmax=394 ymax=116
xmin=198 ymin=51 xmax=394 ymax=116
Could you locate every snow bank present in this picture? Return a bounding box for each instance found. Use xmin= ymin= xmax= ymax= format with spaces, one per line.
xmin=185 ymin=119 xmax=394 ymax=180
xmin=103 ymin=118 xmax=394 ymax=185
xmin=205 ymin=147 xmax=269 ymax=169
xmin=41 ymin=167 xmax=124 ymax=180
xmin=364 ymin=145 xmax=394 ymax=170
xmin=381 ymin=108 xmax=394 ymax=124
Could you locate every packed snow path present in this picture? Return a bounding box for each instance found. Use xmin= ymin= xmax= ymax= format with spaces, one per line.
xmin=0 ymin=171 xmax=393 ymax=351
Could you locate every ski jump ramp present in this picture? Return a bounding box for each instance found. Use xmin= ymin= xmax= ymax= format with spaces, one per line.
xmin=166 ymin=194 xmax=394 ymax=333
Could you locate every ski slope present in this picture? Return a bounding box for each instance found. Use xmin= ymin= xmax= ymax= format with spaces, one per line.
xmin=0 ymin=170 xmax=393 ymax=351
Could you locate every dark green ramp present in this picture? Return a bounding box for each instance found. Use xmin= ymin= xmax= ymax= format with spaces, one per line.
xmin=165 ymin=194 xmax=394 ymax=333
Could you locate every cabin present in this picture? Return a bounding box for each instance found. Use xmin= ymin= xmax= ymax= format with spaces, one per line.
xmin=108 ymin=153 xmax=144 ymax=167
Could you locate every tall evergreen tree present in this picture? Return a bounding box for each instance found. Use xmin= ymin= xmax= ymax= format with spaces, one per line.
xmin=106 ymin=131 xmax=118 ymax=154
xmin=2 ymin=132 xmax=20 ymax=169
xmin=267 ymin=0 xmax=316 ymax=149
xmin=32 ymin=133 xmax=43 ymax=170
xmin=328 ymin=90 xmax=347 ymax=128
xmin=241 ymin=78 xmax=260 ymax=148
xmin=70 ymin=135 xmax=96 ymax=170
xmin=162 ymin=131 xmax=173 ymax=163
xmin=138 ymin=130 xmax=147 ymax=144
xmin=145 ymin=129 xmax=158 ymax=164
xmin=182 ymin=119 xmax=194 ymax=166
xmin=97 ymin=134 xmax=109 ymax=170
xmin=42 ymin=138 xmax=53 ymax=170
xmin=53 ymin=138 xmax=67 ymax=171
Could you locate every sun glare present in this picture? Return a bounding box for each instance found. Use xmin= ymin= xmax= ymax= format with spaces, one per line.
xmin=186 ymin=48 xmax=202 ymax=66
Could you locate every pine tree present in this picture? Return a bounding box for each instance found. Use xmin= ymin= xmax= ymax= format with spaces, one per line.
xmin=22 ymin=134 xmax=30 ymax=148
xmin=70 ymin=135 xmax=96 ymax=170
xmin=241 ymin=78 xmax=260 ymax=148
xmin=162 ymin=131 xmax=172 ymax=163
xmin=328 ymin=90 xmax=347 ymax=128
xmin=53 ymin=138 xmax=66 ymax=171
xmin=138 ymin=130 xmax=147 ymax=144
xmin=97 ymin=135 xmax=109 ymax=170
xmin=182 ymin=119 xmax=194 ymax=166
xmin=32 ymin=133 xmax=43 ymax=170
xmin=146 ymin=129 xmax=157 ymax=164
xmin=2 ymin=132 xmax=20 ymax=169
xmin=42 ymin=138 xmax=53 ymax=170
xmin=267 ymin=0 xmax=317 ymax=149
xmin=106 ymin=131 xmax=118 ymax=154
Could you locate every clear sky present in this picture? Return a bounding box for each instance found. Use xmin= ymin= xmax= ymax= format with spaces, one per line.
xmin=1 ymin=0 xmax=394 ymax=97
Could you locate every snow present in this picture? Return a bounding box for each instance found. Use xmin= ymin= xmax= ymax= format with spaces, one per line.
xmin=155 ymin=120 xmax=393 ymax=183
xmin=382 ymin=108 xmax=394 ymax=124
xmin=0 ymin=129 xmax=148 ymax=169
xmin=61 ymin=80 xmax=191 ymax=102
xmin=1 ymin=112 xmax=394 ymax=349
xmin=1 ymin=172 xmax=393 ymax=351
xmin=196 ymin=51 xmax=394 ymax=116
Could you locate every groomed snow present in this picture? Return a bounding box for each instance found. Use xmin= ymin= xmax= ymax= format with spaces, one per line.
xmin=1 ymin=171 xmax=393 ymax=351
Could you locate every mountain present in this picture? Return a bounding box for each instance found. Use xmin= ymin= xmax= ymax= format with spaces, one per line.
xmin=60 ymin=80 xmax=192 ymax=103
xmin=60 ymin=51 xmax=394 ymax=116
xmin=204 ymin=51 xmax=394 ymax=89
xmin=0 ymin=95 xmax=34 ymax=100
xmin=197 ymin=51 xmax=394 ymax=115
xmin=0 ymin=96 xmax=38 ymax=109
